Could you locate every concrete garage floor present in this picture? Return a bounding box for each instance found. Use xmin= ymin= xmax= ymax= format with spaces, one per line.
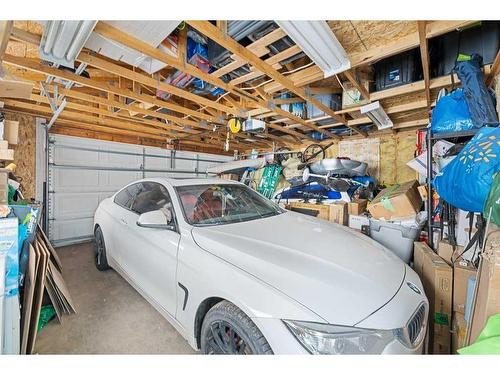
xmin=35 ymin=242 xmax=195 ymax=354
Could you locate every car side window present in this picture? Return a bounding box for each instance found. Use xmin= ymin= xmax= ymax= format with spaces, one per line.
xmin=113 ymin=184 xmax=137 ymax=210
xmin=130 ymin=182 xmax=173 ymax=215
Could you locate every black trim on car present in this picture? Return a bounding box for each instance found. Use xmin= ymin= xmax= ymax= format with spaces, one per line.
xmin=178 ymin=283 xmax=189 ymax=311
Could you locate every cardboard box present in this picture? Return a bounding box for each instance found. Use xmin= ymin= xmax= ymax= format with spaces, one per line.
xmin=0 ymin=148 xmax=14 ymax=161
xmin=3 ymin=120 xmax=19 ymax=145
xmin=453 ymin=262 xmax=477 ymax=314
xmin=220 ymin=173 xmax=239 ymax=181
xmin=347 ymin=199 xmax=367 ymax=215
xmin=417 ymin=185 xmax=428 ymax=201
xmin=368 ymin=180 xmax=422 ymax=220
xmin=329 ymin=202 xmax=347 ymax=225
xmin=288 ymin=202 xmax=331 ymax=220
xmin=413 ymin=242 xmax=452 ymax=354
xmin=348 ymin=214 xmax=370 ymax=231
xmin=469 ymin=226 xmax=500 ymax=343
xmin=451 ymin=312 xmax=467 ymax=354
xmin=289 ymin=201 xmax=347 ymax=225
xmin=438 ymin=240 xmax=455 ymax=266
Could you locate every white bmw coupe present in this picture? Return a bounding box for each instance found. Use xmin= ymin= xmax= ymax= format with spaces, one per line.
xmin=93 ymin=178 xmax=428 ymax=355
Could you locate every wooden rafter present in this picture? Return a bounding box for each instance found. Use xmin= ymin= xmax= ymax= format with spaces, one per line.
xmin=186 ymin=21 xmax=347 ymax=128
xmin=91 ymin=22 xmax=326 ymax=139
xmin=417 ymin=21 xmax=431 ymax=113
xmin=262 ymin=21 xmax=477 ymax=93
xmin=0 ymin=21 xmax=13 ymax=62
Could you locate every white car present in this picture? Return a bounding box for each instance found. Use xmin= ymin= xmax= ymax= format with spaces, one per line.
xmin=93 ymin=178 xmax=428 ymax=355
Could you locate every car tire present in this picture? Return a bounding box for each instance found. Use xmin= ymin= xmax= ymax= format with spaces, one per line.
xmin=200 ymin=301 xmax=273 ymax=355
xmin=94 ymin=226 xmax=111 ymax=271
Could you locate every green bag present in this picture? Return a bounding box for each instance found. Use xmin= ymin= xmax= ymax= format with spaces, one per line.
xmin=483 ymin=172 xmax=500 ymax=226
xmin=458 ymin=314 xmax=500 ymax=354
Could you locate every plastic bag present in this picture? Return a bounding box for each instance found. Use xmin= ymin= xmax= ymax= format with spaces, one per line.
xmin=434 ymin=127 xmax=500 ymax=212
xmin=431 ymin=89 xmax=474 ymax=133
xmin=483 ymin=172 xmax=500 ymax=226
xmin=458 ymin=314 xmax=500 ymax=354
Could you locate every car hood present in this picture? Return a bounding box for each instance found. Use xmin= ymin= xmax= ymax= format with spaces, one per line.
xmin=191 ymin=211 xmax=406 ymax=325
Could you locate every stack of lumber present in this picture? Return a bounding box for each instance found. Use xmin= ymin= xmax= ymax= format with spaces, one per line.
xmin=20 ymin=225 xmax=76 ymax=354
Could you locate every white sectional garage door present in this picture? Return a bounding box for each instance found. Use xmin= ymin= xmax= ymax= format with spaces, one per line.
xmin=48 ymin=134 xmax=231 ymax=246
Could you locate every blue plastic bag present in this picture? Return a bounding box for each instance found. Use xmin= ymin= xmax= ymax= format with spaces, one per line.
xmin=434 ymin=127 xmax=500 ymax=212
xmin=431 ymin=89 xmax=475 ymax=133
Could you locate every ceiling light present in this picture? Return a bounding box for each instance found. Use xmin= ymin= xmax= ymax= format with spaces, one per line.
xmin=276 ymin=21 xmax=350 ymax=77
xmin=40 ymin=21 xmax=97 ymax=68
xmin=360 ymin=101 xmax=393 ymax=130
xmin=84 ymin=21 xmax=180 ymax=74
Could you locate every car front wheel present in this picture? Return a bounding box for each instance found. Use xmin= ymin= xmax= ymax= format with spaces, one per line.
xmin=201 ymin=301 xmax=273 ymax=355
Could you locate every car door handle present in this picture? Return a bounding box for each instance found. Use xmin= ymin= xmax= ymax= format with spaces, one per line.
xmin=120 ymin=218 xmax=128 ymax=225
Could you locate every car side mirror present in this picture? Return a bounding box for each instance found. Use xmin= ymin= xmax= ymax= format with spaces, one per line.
xmin=137 ymin=208 xmax=175 ymax=231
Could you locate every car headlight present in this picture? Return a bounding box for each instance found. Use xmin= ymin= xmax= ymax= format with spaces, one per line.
xmin=283 ymin=320 xmax=398 ymax=354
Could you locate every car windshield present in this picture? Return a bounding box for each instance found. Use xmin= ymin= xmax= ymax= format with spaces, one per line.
xmin=175 ymin=184 xmax=284 ymax=226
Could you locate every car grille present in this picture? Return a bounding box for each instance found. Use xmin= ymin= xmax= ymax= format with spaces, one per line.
xmin=408 ymin=304 xmax=426 ymax=344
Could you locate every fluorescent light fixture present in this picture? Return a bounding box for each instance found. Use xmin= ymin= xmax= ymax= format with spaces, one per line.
xmin=84 ymin=21 xmax=180 ymax=74
xmin=40 ymin=21 xmax=97 ymax=68
xmin=276 ymin=21 xmax=350 ymax=77
xmin=360 ymin=101 xmax=393 ymax=130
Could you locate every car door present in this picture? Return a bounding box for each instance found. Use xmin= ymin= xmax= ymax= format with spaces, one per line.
xmin=107 ymin=183 xmax=140 ymax=264
xmin=121 ymin=181 xmax=180 ymax=316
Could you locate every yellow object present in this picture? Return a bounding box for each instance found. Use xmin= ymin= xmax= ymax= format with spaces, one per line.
xmin=5 ymin=163 xmax=16 ymax=172
xmin=228 ymin=118 xmax=241 ymax=134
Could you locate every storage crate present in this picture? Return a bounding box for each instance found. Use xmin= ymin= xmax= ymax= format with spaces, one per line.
xmin=369 ymin=219 xmax=421 ymax=264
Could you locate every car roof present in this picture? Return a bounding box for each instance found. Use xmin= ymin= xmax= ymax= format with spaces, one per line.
xmin=138 ymin=177 xmax=241 ymax=187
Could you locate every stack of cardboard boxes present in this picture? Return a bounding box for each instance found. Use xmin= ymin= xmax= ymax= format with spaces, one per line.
xmin=413 ymin=236 xmax=486 ymax=354
xmin=287 ymin=201 xmax=348 ymax=226
xmin=0 ymin=119 xmax=18 ymax=162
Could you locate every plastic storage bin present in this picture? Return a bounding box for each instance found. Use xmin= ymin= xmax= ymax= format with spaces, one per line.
xmin=369 ymin=219 xmax=421 ymax=264
xmin=306 ymin=94 xmax=341 ymax=119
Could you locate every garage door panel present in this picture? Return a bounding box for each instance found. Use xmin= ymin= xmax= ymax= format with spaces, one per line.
xmin=50 ymin=192 xmax=101 ymax=220
xmin=52 ymin=217 xmax=94 ymax=243
xmin=52 ymin=169 xmax=100 ymax=189
xmin=100 ymin=170 xmax=142 ymax=190
xmin=48 ymin=134 xmax=230 ymax=245
xmin=53 ymin=147 xmax=100 ymax=165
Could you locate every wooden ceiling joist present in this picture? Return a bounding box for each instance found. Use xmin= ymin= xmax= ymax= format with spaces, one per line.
xmin=186 ymin=21 xmax=346 ymax=127
xmin=91 ymin=22 xmax=323 ymax=140
xmin=2 ymin=54 xmax=222 ymax=126
xmin=0 ymin=21 xmax=13 ymax=62
xmin=261 ymin=21 xmax=477 ymax=94
xmin=77 ymin=53 xmax=237 ymax=116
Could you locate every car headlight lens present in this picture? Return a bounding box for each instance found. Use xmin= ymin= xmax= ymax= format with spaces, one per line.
xmin=283 ymin=320 xmax=397 ymax=354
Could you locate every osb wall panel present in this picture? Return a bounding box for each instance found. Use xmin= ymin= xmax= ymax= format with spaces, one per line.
xmin=312 ymin=132 xmax=417 ymax=186
xmin=4 ymin=112 xmax=37 ymax=199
